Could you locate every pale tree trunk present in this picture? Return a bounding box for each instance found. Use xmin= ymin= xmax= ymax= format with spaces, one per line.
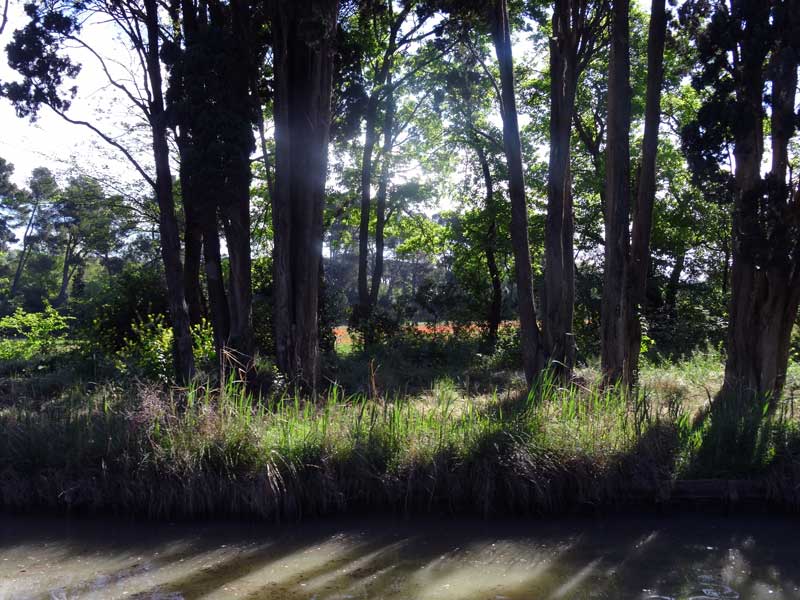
xmin=625 ymin=0 xmax=667 ymax=383
xmin=272 ymin=0 xmax=338 ymax=393
xmin=491 ymin=0 xmax=545 ymax=386
xmin=722 ymin=0 xmax=800 ymax=404
xmin=601 ymin=0 xmax=632 ymax=384
xmin=370 ymin=82 xmax=395 ymax=306
xmin=144 ymin=0 xmax=194 ymax=383
xmin=10 ymin=199 xmax=38 ymax=297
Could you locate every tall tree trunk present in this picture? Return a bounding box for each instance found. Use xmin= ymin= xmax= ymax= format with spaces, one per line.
xmin=476 ymin=145 xmax=502 ymax=349
xmin=182 ymin=190 xmax=204 ymax=326
xmin=203 ymin=210 xmax=230 ymax=360
xmin=626 ymin=0 xmax=667 ymax=382
xmin=663 ymin=250 xmax=684 ymax=319
xmin=370 ymin=83 xmax=395 ymax=306
xmin=272 ymin=0 xmax=338 ymax=393
xmin=543 ymin=0 xmax=578 ymax=374
xmin=53 ymin=236 xmax=75 ymax=307
xmin=10 ymin=199 xmax=38 ymax=297
xmin=722 ymin=0 xmax=800 ymax=403
xmin=491 ymin=0 xmax=545 ymax=386
xmin=220 ymin=0 xmax=254 ymax=359
xmin=357 ymin=96 xmax=379 ymax=318
xmin=601 ymin=0 xmax=631 ymax=384
xmin=144 ymin=0 xmax=194 ymax=383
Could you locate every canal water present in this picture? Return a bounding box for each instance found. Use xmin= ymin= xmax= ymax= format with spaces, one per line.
xmin=1 ymin=513 xmax=798 ymax=599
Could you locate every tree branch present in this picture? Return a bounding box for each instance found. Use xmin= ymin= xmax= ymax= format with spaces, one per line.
xmin=48 ymin=104 xmax=156 ymax=189
xmin=0 ymin=0 xmax=9 ymax=36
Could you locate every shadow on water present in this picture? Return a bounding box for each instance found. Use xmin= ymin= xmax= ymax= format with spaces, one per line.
xmin=2 ymin=512 xmax=800 ymax=599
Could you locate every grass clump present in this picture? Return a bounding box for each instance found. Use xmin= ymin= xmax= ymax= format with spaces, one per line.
xmin=0 ymin=372 xmax=684 ymax=520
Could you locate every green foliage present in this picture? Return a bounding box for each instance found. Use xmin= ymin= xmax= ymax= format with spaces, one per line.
xmin=0 ymin=303 xmax=72 ymax=359
xmin=115 ymin=314 xmax=175 ymax=382
xmin=116 ymin=314 xmax=216 ymax=382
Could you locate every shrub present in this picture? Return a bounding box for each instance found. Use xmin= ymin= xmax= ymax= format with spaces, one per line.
xmin=116 ymin=314 xmax=217 ymax=382
xmin=0 ymin=303 xmax=72 ymax=360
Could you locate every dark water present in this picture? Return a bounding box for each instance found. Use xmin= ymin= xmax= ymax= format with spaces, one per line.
xmin=1 ymin=513 xmax=799 ymax=599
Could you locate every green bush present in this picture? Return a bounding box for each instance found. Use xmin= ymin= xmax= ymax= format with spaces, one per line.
xmin=0 ymin=303 xmax=72 ymax=360
xmin=116 ymin=314 xmax=217 ymax=382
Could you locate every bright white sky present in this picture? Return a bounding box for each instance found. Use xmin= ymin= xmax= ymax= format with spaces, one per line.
xmin=0 ymin=0 xmax=150 ymax=190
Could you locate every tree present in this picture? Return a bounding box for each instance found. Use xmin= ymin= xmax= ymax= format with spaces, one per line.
xmin=600 ymin=0 xmax=666 ymax=384
xmin=0 ymin=158 xmax=20 ymax=252
xmin=351 ymin=0 xmax=436 ymax=329
xmin=625 ymin=0 xmax=667 ymax=381
xmin=8 ymin=168 xmax=59 ymax=299
xmin=543 ymin=0 xmax=607 ymax=375
xmin=3 ymin=0 xmax=195 ymax=382
xmin=50 ymin=175 xmax=133 ymax=306
xmin=682 ymin=0 xmax=800 ymax=402
xmin=165 ymin=0 xmax=260 ymax=359
xmin=271 ymin=0 xmax=339 ymax=392
xmin=491 ymin=0 xmax=545 ymax=385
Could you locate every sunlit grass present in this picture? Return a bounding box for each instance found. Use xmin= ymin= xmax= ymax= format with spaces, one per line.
xmin=3 ymin=351 xmax=800 ymax=518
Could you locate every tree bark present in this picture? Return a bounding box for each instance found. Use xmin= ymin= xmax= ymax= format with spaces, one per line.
xmin=491 ymin=0 xmax=545 ymax=386
xmin=721 ymin=0 xmax=800 ymax=403
xmin=144 ymin=0 xmax=194 ymax=383
xmin=272 ymin=0 xmax=338 ymax=393
xmin=543 ymin=0 xmax=578 ymax=374
xmin=663 ymin=250 xmax=684 ymax=319
xmin=358 ymin=96 xmax=379 ymax=317
xmin=626 ymin=0 xmax=667 ymax=382
xmin=54 ymin=236 xmax=76 ymax=307
xmin=219 ymin=0 xmax=254 ymax=359
xmin=10 ymin=199 xmax=38 ymax=297
xmin=370 ymin=82 xmax=395 ymax=306
xmin=476 ymin=145 xmax=502 ymax=349
xmin=203 ymin=209 xmax=230 ymax=359
xmin=180 ymin=166 xmax=204 ymax=327
xmin=600 ymin=0 xmax=631 ymax=385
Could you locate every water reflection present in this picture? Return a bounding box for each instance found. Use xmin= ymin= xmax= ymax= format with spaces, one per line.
xmin=1 ymin=513 xmax=798 ymax=599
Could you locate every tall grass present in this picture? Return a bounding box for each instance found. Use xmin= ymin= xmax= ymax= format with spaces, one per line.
xmin=2 ymin=361 xmax=799 ymax=519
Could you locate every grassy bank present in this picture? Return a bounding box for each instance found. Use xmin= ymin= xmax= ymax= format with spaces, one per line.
xmin=3 ymin=353 xmax=800 ymax=519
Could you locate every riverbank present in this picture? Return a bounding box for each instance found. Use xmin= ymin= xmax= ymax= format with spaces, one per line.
xmin=2 ymin=368 xmax=800 ymax=520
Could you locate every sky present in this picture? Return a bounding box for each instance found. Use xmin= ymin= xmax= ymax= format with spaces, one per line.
xmin=0 ymin=1 xmax=148 ymax=190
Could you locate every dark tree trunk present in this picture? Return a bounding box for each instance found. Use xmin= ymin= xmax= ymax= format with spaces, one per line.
xmin=491 ymin=0 xmax=545 ymax=386
xmin=219 ymin=0 xmax=254 ymax=359
xmin=203 ymin=210 xmax=230 ymax=360
xmin=144 ymin=0 xmax=194 ymax=383
xmin=722 ymin=0 xmax=800 ymax=403
xmin=600 ymin=0 xmax=631 ymax=384
xmin=543 ymin=0 xmax=578 ymax=374
xmin=476 ymin=145 xmax=502 ymax=349
xmin=370 ymin=83 xmax=395 ymax=306
xmin=626 ymin=0 xmax=667 ymax=382
xmin=53 ymin=236 xmax=75 ymax=307
xmin=182 ymin=187 xmax=204 ymax=327
xmin=663 ymin=250 xmax=684 ymax=319
xmin=272 ymin=0 xmax=338 ymax=393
